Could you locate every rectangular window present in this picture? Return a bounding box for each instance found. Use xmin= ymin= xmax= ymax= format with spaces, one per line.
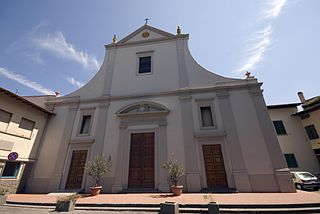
xmin=305 ymin=125 xmax=319 ymax=140
xmin=284 ymin=154 xmax=298 ymax=168
xmin=200 ymin=106 xmax=214 ymax=127
xmin=19 ymin=118 xmax=35 ymax=131
xmin=18 ymin=118 xmax=35 ymax=138
xmin=0 ymin=109 xmax=12 ymax=132
xmin=80 ymin=115 xmax=91 ymax=134
xmin=138 ymin=56 xmax=151 ymax=74
xmin=273 ymin=120 xmax=287 ymax=135
xmin=1 ymin=162 xmax=21 ymax=178
xmin=314 ymin=149 xmax=320 ymax=166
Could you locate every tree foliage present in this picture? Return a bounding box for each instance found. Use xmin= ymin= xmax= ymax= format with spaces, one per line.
xmin=85 ymin=155 xmax=112 ymax=186
xmin=162 ymin=155 xmax=184 ymax=186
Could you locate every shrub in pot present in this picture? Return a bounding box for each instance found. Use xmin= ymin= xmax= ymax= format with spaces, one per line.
xmin=55 ymin=194 xmax=79 ymax=212
xmin=85 ymin=155 xmax=112 ymax=196
xmin=162 ymin=155 xmax=185 ymax=196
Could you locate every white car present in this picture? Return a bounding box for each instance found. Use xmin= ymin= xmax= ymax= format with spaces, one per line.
xmin=291 ymin=171 xmax=320 ymax=190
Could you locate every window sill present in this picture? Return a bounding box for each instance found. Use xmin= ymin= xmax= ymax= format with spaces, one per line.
xmin=70 ymin=137 xmax=95 ymax=144
xmin=200 ymin=126 xmax=217 ymax=130
xmin=77 ymin=133 xmax=90 ymax=137
xmin=137 ymin=72 xmax=153 ymax=76
xmin=0 ymin=130 xmax=31 ymax=140
xmin=0 ymin=177 xmax=18 ymax=179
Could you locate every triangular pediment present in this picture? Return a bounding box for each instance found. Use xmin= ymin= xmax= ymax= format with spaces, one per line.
xmin=117 ymin=25 xmax=176 ymax=45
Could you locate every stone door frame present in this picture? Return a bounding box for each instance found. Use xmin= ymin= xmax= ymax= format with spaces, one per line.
xmin=112 ymin=101 xmax=170 ymax=192
xmin=60 ymin=143 xmax=92 ymax=191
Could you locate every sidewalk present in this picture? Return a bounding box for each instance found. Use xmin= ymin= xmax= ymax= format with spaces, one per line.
xmin=6 ymin=190 xmax=320 ymax=206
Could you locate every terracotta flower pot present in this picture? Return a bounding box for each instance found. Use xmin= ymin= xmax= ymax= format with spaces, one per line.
xmin=90 ymin=186 xmax=102 ymax=196
xmin=171 ymin=185 xmax=183 ymax=196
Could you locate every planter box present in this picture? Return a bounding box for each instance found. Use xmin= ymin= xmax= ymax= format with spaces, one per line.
xmin=55 ymin=200 xmax=76 ymax=212
xmin=208 ymin=202 xmax=220 ymax=214
xmin=0 ymin=195 xmax=7 ymax=205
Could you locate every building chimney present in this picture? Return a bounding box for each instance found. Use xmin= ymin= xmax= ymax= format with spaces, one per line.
xmin=297 ymin=92 xmax=306 ymax=103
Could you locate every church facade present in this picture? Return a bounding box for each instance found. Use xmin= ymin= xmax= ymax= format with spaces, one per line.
xmin=26 ymin=25 xmax=295 ymax=193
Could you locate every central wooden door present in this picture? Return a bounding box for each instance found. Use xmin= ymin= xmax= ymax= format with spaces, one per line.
xmin=202 ymin=144 xmax=228 ymax=188
xmin=128 ymin=133 xmax=155 ymax=188
xmin=65 ymin=150 xmax=88 ymax=189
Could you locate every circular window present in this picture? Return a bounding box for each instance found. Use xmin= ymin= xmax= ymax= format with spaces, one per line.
xmin=142 ymin=31 xmax=150 ymax=38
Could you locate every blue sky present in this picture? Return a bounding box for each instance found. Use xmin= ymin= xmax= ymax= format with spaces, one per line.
xmin=0 ymin=0 xmax=319 ymax=104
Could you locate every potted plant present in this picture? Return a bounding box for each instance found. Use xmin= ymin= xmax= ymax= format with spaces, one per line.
xmin=162 ymin=155 xmax=185 ymax=196
xmin=0 ymin=186 xmax=8 ymax=205
xmin=85 ymin=155 xmax=112 ymax=196
xmin=55 ymin=194 xmax=79 ymax=212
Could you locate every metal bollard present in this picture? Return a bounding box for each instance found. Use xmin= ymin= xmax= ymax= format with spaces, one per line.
xmin=160 ymin=201 xmax=179 ymax=214
xmin=208 ymin=202 xmax=220 ymax=214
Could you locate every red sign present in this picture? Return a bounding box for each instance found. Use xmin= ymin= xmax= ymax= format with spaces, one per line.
xmin=8 ymin=152 xmax=19 ymax=161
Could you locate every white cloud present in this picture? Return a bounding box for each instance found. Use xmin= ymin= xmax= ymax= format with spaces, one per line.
xmin=238 ymin=0 xmax=292 ymax=72
xmin=0 ymin=67 xmax=54 ymax=95
xmin=31 ymin=31 xmax=100 ymax=70
xmin=238 ymin=25 xmax=273 ymax=72
xmin=264 ymin=0 xmax=287 ymax=19
xmin=66 ymin=77 xmax=84 ymax=88
xmin=26 ymin=53 xmax=45 ymax=65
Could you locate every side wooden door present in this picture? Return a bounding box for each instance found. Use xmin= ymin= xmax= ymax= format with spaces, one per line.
xmin=65 ymin=150 xmax=88 ymax=189
xmin=202 ymin=144 xmax=228 ymax=188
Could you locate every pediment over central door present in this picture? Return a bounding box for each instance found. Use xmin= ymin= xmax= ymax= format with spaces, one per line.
xmin=116 ymin=101 xmax=170 ymax=117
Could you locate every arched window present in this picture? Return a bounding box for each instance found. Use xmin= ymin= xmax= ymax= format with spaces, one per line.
xmin=116 ymin=101 xmax=169 ymax=117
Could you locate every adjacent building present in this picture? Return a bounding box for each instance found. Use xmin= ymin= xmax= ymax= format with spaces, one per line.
xmin=25 ymin=24 xmax=295 ymax=193
xmin=0 ymin=87 xmax=53 ymax=193
xmin=268 ymin=103 xmax=320 ymax=175
xmin=294 ymin=92 xmax=320 ymax=166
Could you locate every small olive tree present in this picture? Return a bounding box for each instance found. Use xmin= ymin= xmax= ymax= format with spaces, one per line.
xmin=162 ymin=155 xmax=184 ymax=187
xmin=85 ymin=155 xmax=112 ymax=187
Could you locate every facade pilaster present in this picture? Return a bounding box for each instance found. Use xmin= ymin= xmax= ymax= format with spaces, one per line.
xmin=249 ymin=87 xmax=295 ymax=192
xmin=48 ymin=104 xmax=78 ymax=192
xmin=111 ymin=122 xmax=128 ymax=193
xmin=179 ymin=93 xmax=201 ymax=192
xmin=216 ymin=89 xmax=252 ymax=192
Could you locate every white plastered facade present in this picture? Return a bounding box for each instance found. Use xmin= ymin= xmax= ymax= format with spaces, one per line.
xmin=26 ymin=25 xmax=296 ymax=193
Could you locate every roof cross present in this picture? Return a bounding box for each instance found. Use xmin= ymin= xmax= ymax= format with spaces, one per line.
xmin=245 ymin=71 xmax=251 ymax=78
xmin=144 ymin=18 xmax=149 ymax=25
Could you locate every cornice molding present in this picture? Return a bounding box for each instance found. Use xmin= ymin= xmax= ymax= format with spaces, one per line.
xmin=105 ymin=35 xmax=189 ymax=49
xmin=248 ymin=86 xmax=263 ymax=96
xmin=179 ymin=92 xmax=192 ymax=101
xmin=47 ymin=82 xmax=262 ymax=106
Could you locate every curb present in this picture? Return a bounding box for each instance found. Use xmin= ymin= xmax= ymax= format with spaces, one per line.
xmin=6 ymin=200 xmax=320 ymax=208
xmin=5 ymin=201 xmax=320 ymax=213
